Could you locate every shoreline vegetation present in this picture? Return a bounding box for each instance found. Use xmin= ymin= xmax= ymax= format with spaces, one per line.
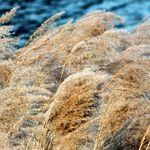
xmin=0 ymin=8 xmax=150 ymax=150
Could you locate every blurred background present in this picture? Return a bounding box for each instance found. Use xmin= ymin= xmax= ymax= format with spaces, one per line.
xmin=0 ymin=0 xmax=149 ymax=47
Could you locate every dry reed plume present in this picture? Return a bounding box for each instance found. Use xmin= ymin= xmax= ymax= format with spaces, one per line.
xmin=0 ymin=7 xmax=149 ymax=150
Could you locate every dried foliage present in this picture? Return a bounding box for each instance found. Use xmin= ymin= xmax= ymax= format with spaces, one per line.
xmin=15 ymin=10 xmax=125 ymax=67
xmin=94 ymin=60 xmax=150 ymax=150
xmin=0 ymin=8 xmax=19 ymax=62
xmin=129 ymin=16 xmax=150 ymax=46
xmin=0 ymin=8 xmax=149 ymax=150
xmin=41 ymin=70 xmax=108 ymax=150
xmin=0 ymin=26 xmax=18 ymax=61
xmin=0 ymin=7 xmax=18 ymax=24
xmin=29 ymin=11 xmax=65 ymax=42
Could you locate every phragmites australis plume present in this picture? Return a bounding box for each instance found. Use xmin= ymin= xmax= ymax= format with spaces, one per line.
xmin=0 ymin=7 xmax=149 ymax=150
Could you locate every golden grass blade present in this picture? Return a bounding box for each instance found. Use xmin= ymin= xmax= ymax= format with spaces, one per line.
xmin=0 ymin=7 xmax=19 ymax=24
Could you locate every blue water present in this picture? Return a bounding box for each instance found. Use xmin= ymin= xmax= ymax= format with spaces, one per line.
xmin=0 ymin=0 xmax=150 ymax=47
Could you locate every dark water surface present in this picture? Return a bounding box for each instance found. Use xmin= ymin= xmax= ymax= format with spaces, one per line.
xmin=0 ymin=0 xmax=150 ymax=47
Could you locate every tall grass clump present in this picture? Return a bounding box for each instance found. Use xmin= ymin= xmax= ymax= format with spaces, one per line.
xmin=0 ymin=7 xmax=149 ymax=150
